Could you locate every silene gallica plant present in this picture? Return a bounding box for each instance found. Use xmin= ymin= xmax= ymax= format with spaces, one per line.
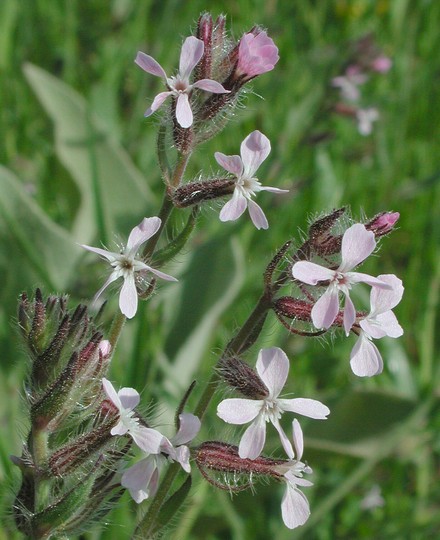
xmin=10 ymin=13 xmax=403 ymax=539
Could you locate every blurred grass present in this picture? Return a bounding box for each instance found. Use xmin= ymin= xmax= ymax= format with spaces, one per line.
xmin=1 ymin=0 xmax=439 ymax=538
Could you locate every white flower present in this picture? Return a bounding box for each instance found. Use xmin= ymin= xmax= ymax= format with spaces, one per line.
xmin=350 ymin=274 xmax=404 ymax=376
xmin=332 ymin=73 xmax=368 ymax=102
xmin=292 ymin=223 xmax=391 ymax=334
xmin=214 ymin=131 xmax=288 ymax=230
xmin=102 ymin=378 xmax=164 ymax=454
xmin=81 ymin=217 xmax=177 ymax=319
xmin=356 ymin=107 xmax=379 ymax=136
xmin=135 ymin=36 xmax=229 ymax=128
xmin=217 ymin=347 xmax=329 ymax=459
xmin=160 ymin=413 xmax=201 ymax=473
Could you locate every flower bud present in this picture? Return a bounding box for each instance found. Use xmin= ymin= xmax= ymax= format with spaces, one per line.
xmin=365 ymin=211 xmax=399 ymax=238
xmin=194 ymin=13 xmax=213 ymax=80
xmin=173 ymin=178 xmax=235 ymax=207
xmin=232 ymin=29 xmax=279 ymax=84
xmin=307 ymin=207 xmax=346 ymax=257
xmin=273 ymin=297 xmax=313 ymax=322
xmin=218 ymin=357 xmax=269 ymax=399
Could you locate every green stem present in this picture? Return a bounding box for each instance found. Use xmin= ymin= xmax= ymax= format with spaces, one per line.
xmin=30 ymin=426 xmax=49 ymax=512
xmin=171 ymin=151 xmax=191 ymax=188
xmin=108 ymin=311 xmax=126 ymax=350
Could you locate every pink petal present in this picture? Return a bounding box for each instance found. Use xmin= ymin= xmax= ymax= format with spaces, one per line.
xmin=193 ymin=79 xmax=230 ymax=93
xmin=281 ymin=484 xmax=310 ymax=529
xmin=339 ymin=223 xmax=376 ymax=272
xmin=93 ymin=272 xmax=120 ymax=305
xmin=135 ymin=52 xmax=167 ymax=79
xmin=102 ymin=378 xmax=121 ymax=410
xmin=214 ymin=152 xmax=243 ymax=176
xmin=219 ymin=192 xmax=247 ymax=222
xmin=175 ymin=93 xmax=193 ymax=128
xmin=278 ymin=398 xmax=330 ymax=419
xmin=361 ymin=311 xmax=403 ymax=339
xmin=126 ymin=217 xmax=161 ymax=255
xmin=144 ymin=265 xmax=178 ymax=282
xmin=119 ymin=274 xmax=138 ymax=319
xmin=121 ymin=457 xmax=157 ymax=503
xmin=292 ymin=419 xmax=304 ymax=461
xmin=240 ymin=130 xmax=271 ymax=178
xmin=174 ymin=445 xmax=191 ymax=472
xmin=217 ymin=398 xmax=262 ymax=424
xmin=311 ymin=286 xmax=340 ymax=329
xmin=348 ymin=272 xmax=393 ymax=289
xmin=118 ymin=387 xmax=140 ymax=410
xmin=343 ymin=293 xmax=356 ymax=335
xmin=247 ymin=199 xmax=269 ymax=230
xmin=132 ymin=427 xmax=164 ymax=454
xmin=370 ymin=274 xmax=404 ymax=314
xmin=272 ymin=418 xmax=294 ymax=459
xmin=256 ymin=347 xmax=289 ymax=398
xmin=238 ymin=416 xmax=266 ymax=459
xmin=173 ymin=413 xmax=201 ymax=446
xmin=291 ymin=261 xmax=334 ymax=285
xmin=145 ymin=91 xmax=173 ymax=117
xmin=350 ymin=334 xmax=383 ymax=377
xmin=179 ymin=36 xmax=204 ymax=80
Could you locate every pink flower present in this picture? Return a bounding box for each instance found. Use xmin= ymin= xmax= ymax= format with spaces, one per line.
xmin=350 ymin=274 xmax=404 ymax=376
xmin=81 ymin=217 xmax=177 ymax=319
xmin=215 ymin=131 xmax=288 ymax=229
xmin=292 ymin=224 xmax=391 ymax=334
xmin=371 ymin=56 xmax=392 ymax=73
xmin=217 ymin=347 xmax=329 ymax=459
xmin=236 ymin=31 xmax=279 ymax=81
xmin=135 ymin=36 xmax=229 ymax=128
xmin=332 ymin=73 xmax=368 ymax=102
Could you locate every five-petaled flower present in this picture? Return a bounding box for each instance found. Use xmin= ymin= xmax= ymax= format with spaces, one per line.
xmin=121 ymin=413 xmax=201 ymax=503
xmin=292 ymin=223 xmax=391 ymax=335
xmin=102 ymin=378 xmax=164 ymax=453
xmin=135 ymin=36 xmax=229 ymax=128
xmin=235 ymin=31 xmax=279 ymax=81
xmin=81 ymin=217 xmax=177 ymax=319
xmin=217 ymin=347 xmax=329 ymax=459
xmin=214 ymin=130 xmax=288 ymax=229
xmin=350 ymin=274 xmax=404 ymax=376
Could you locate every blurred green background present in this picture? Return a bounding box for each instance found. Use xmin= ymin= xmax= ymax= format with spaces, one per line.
xmin=1 ymin=0 xmax=439 ymax=538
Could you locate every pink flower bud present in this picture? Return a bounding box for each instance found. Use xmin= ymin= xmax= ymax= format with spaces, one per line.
xmin=235 ymin=31 xmax=279 ymax=82
xmin=365 ymin=211 xmax=399 ymax=238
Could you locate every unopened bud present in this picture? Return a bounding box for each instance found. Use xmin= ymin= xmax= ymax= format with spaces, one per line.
xmin=173 ymin=179 xmax=235 ymax=207
xmin=195 ymin=13 xmax=213 ymax=80
xmin=365 ymin=211 xmax=399 ymax=238
xmin=307 ymin=208 xmax=346 ymax=256
xmin=218 ymin=357 xmax=269 ymax=399
xmin=273 ymin=297 xmax=313 ymax=322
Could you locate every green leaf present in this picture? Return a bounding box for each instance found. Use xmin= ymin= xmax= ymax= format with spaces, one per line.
xmin=23 ymin=63 xmax=156 ymax=244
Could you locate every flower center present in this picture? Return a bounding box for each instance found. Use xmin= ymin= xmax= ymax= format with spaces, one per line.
xmin=262 ymin=398 xmax=281 ymax=422
xmin=168 ymin=76 xmax=190 ymax=94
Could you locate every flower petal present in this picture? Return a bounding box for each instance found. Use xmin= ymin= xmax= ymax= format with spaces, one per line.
xmin=102 ymin=378 xmax=121 ymax=410
xmin=144 ymin=265 xmax=178 ymax=282
xmin=135 ymin=52 xmax=167 ymax=79
xmin=217 ymin=398 xmax=261 ymax=424
xmin=348 ymin=272 xmax=393 ymax=288
xmin=214 ymin=152 xmax=244 ymax=176
xmin=119 ymin=273 xmax=138 ymax=319
xmin=271 ymin=418 xmax=295 ymax=459
xmin=238 ymin=416 xmax=266 ymax=459
xmin=370 ymin=274 xmax=404 ymax=314
xmin=121 ymin=457 xmax=157 ymax=503
xmin=256 ymin=347 xmax=289 ymax=398
xmin=118 ymin=388 xmax=140 ymax=410
xmin=343 ymin=293 xmax=356 ymax=335
xmin=311 ymin=286 xmax=340 ymax=329
xmin=339 ymin=223 xmax=376 ymax=272
xmin=247 ymin=199 xmax=269 ymax=230
xmin=240 ymin=130 xmax=271 ymax=178
xmin=291 ymin=261 xmax=334 ymax=285
xmin=93 ymin=271 xmax=120 ymax=305
xmin=350 ymin=333 xmax=383 ymax=377
xmin=173 ymin=413 xmax=201 ymax=446
xmin=126 ymin=217 xmax=161 ymax=255
xmin=132 ymin=427 xmax=164 ymax=454
xmin=278 ymin=398 xmax=330 ymax=419
xmin=292 ymin=419 xmax=304 ymax=461
xmin=175 ymin=93 xmax=193 ymax=128
xmin=179 ymin=36 xmax=204 ymax=80
xmin=81 ymin=244 xmax=119 ymax=262
xmin=281 ymin=483 xmax=310 ymax=529
xmin=145 ymin=91 xmax=173 ymax=116
xmin=219 ymin=191 xmax=247 ymax=222
xmin=193 ymin=79 xmax=229 ymax=93
xmin=174 ymin=445 xmax=191 ymax=472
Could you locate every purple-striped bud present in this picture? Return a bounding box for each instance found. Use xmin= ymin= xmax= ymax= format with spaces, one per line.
xmin=173 ymin=178 xmax=235 ymax=207
xmin=365 ymin=211 xmax=399 ymax=238
xmin=218 ymin=357 xmax=269 ymax=399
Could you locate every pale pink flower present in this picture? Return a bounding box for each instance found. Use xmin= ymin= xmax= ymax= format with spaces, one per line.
xmin=217 ymin=347 xmax=329 ymax=459
xmin=81 ymin=217 xmax=177 ymax=319
xmin=350 ymin=274 xmax=404 ymax=376
xmin=292 ymin=223 xmax=391 ymax=334
xmin=332 ymin=73 xmax=368 ymax=102
xmin=160 ymin=413 xmax=201 ymax=473
xmin=371 ymin=56 xmax=392 ymax=73
xmin=135 ymin=36 xmax=229 ymax=128
xmin=356 ymin=107 xmax=379 ymax=136
xmin=215 ymin=131 xmax=288 ymax=229
xmin=102 ymin=378 xmax=164 ymax=453
xmin=236 ymin=31 xmax=279 ymax=81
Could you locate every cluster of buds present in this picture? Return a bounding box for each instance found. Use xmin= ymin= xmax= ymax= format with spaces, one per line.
xmin=135 ymin=13 xmax=279 ymax=152
xmin=331 ymin=34 xmax=392 ymax=135
xmin=12 ymin=290 xmax=132 ymax=538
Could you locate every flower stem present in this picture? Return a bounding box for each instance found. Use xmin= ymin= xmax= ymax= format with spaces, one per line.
xmin=108 ymin=311 xmax=126 ymax=350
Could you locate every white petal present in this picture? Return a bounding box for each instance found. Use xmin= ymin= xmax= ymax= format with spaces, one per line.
xmin=350 ymin=334 xmax=383 ymax=377
xmin=179 ymin=36 xmax=204 ymax=80
xmin=175 ymin=93 xmax=193 ymax=128
xmin=219 ymin=191 xmax=247 ymax=222
xmin=126 ymin=217 xmax=161 ymax=254
xmin=281 ymin=484 xmax=310 ymax=529
xmin=93 ymin=271 xmax=120 ymax=305
xmin=217 ymin=398 xmax=261 ymax=424
xmin=256 ymin=347 xmax=289 ymax=398
xmin=272 ymin=418 xmax=294 ymax=459
xmin=374 ymin=311 xmax=403 ymax=338
xmin=81 ymin=244 xmax=119 ymax=262
xmin=343 ymin=293 xmax=356 ymax=335
xmin=348 ymin=272 xmax=393 ymax=288
xmin=291 ymin=261 xmax=334 ymax=285
xmin=339 ymin=223 xmax=376 ymax=272
xmin=174 ymin=445 xmax=191 ymax=472
xmin=370 ymin=274 xmax=404 ymax=314
xmin=238 ymin=417 xmax=266 ymax=459
xmin=119 ymin=273 xmax=138 ymax=319
xmin=118 ymin=387 xmax=140 ymax=410
xmin=135 ymin=52 xmax=167 ymax=79
xmin=145 ymin=91 xmax=172 ymax=116
xmin=278 ymin=398 xmax=330 ymax=419
xmin=214 ymin=152 xmax=243 ymax=176
xmin=247 ymin=199 xmax=269 ymax=230
xmin=121 ymin=457 xmax=157 ymax=503
xmin=292 ymin=419 xmax=304 ymax=461
xmin=102 ymin=378 xmax=122 ymax=410
xmin=173 ymin=413 xmax=201 ymax=446
xmin=110 ymin=421 xmax=128 ymax=436
xmin=311 ymin=287 xmax=340 ymax=329
xmin=193 ymin=79 xmax=229 ymax=93
xmin=132 ymin=427 xmax=164 ymax=454
xmin=259 ymin=185 xmax=289 ymax=194
xmin=240 ymin=131 xmax=271 ymax=178
xmin=144 ymin=265 xmax=178 ymax=282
